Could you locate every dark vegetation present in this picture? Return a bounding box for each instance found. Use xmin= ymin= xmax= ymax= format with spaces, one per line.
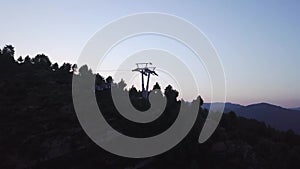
xmin=0 ymin=45 xmax=300 ymax=169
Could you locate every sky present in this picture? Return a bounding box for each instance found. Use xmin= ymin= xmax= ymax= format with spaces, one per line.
xmin=1 ymin=0 xmax=299 ymax=108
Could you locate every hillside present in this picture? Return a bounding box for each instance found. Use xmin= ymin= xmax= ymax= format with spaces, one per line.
xmin=1 ymin=45 xmax=300 ymax=169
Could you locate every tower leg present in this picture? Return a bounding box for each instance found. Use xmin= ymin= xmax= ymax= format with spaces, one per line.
xmin=146 ymin=72 xmax=151 ymax=99
xmin=141 ymin=72 xmax=146 ymax=98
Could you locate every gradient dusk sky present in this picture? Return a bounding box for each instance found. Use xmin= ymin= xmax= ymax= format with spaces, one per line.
xmin=1 ymin=0 xmax=299 ymax=108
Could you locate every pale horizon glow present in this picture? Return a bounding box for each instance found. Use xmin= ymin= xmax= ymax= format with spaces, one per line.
xmin=0 ymin=0 xmax=299 ymax=108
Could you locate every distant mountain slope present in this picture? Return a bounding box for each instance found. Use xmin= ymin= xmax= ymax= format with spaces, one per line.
xmin=203 ymin=102 xmax=300 ymax=134
xmin=290 ymin=107 xmax=300 ymax=111
xmin=202 ymin=102 xmax=243 ymax=113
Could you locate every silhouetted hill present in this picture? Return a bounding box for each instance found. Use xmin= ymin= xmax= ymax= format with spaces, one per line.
xmin=203 ymin=102 xmax=300 ymax=134
xmin=1 ymin=45 xmax=300 ymax=169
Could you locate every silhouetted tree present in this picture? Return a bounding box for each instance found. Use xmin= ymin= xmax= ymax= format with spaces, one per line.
xmin=0 ymin=45 xmax=15 ymax=66
xmin=106 ymin=76 xmax=113 ymax=84
xmin=71 ymin=64 xmax=77 ymax=73
xmin=196 ymin=95 xmax=204 ymax=106
xmin=164 ymin=85 xmax=178 ymax=102
xmin=78 ymin=65 xmax=88 ymax=75
xmin=117 ymin=79 xmax=127 ymax=90
xmin=51 ymin=63 xmax=59 ymax=71
xmin=2 ymin=45 xmax=15 ymax=57
xmin=59 ymin=63 xmax=71 ymax=73
xmin=95 ymin=73 xmax=105 ymax=86
xmin=129 ymin=85 xmax=139 ymax=98
xmin=33 ymin=54 xmax=51 ymax=68
xmin=17 ymin=56 xmax=23 ymax=63
xmin=78 ymin=65 xmax=93 ymax=76
xmin=24 ymin=56 xmax=32 ymax=65
xmin=153 ymin=82 xmax=161 ymax=90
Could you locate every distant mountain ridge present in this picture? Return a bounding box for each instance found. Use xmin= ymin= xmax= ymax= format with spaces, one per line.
xmin=203 ymin=102 xmax=300 ymax=134
xmin=290 ymin=107 xmax=300 ymax=111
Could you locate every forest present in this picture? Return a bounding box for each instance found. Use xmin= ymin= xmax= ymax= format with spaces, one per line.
xmin=1 ymin=44 xmax=300 ymax=169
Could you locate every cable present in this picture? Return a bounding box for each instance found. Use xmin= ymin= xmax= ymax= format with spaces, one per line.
xmin=97 ymin=69 xmax=132 ymax=72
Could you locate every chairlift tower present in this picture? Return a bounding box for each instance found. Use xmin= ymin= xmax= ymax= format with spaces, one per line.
xmin=132 ymin=62 xmax=158 ymax=99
